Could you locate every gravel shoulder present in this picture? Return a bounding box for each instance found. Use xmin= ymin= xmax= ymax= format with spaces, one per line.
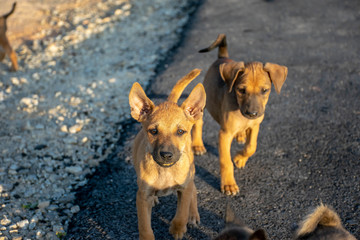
xmin=0 ymin=0 xmax=198 ymax=239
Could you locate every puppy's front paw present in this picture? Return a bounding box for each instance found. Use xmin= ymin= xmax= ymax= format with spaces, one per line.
xmin=221 ymin=178 xmax=239 ymax=195
xmin=233 ymin=154 xmax=249 ymax=168
xmin=169 ymin=220 xmax=187 ymax=240
xmin=192 ymin=145 xmax=206 ymax=155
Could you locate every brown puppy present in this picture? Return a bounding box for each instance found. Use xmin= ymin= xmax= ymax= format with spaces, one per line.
xmin=0 ymin=2 xmax=18 ymax=71
xmin=294 ymin=204 xmax=357 ymax=240
xmin=193 ymin=34 xmax=288 ymax=195
xmin=129 ymin=69 xmax=206 ymax=240
xmin=214 ymin=203 xmax=269 ymax=240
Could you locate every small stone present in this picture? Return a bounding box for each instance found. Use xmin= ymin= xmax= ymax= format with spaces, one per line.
xmin=36 ymin=230 xmax=44 ymax=239
xmin=9 ymin=229 xmax=18 ymax=234
xmin=29 ymin=222 xmax=36 ymax=230
xmin=0 ymin=218 xmax=11 ymax=226
xmin=47 ymin=205 xmax=59 ymax=211
xmin=32 ymin=73 xmax=40 ymax=81
xmin=60 ymin=125 xmax=68 ymax=133
xmin=52 ymin=225 xmax=64 ymax=233
xmin=16 ymin=220 xmax=29 ymax=229
xmin=12 ymin=237 xmax=22 ymax=240
xmin=69 ymin=124 xmax=83 ymax=134
xmin=11 ymin=77 xmax=20 ymax=86
xmin=30 ymin=216 xmax=39 ymax=223
xmin=0 ymin=237 xmax=8 ymax=240
xmin=9 ymin=224 xmax=17 ymax=229
xmin=20 ymin=78 xmax=28 ymax=84
xmin=37 ymin=201 xmax=50 ymax=209
xmin=65 ymin=166 xmax=82 ymax=175
xmin=71 ymin=205 xmax=80 ymax=214
xmin=9 ymin=164 xmax=19 ymax=171
xmin=45 ymin=232 xmax=57 ymax=240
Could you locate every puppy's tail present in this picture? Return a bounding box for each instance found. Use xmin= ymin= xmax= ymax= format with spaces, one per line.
xmin=199 ymin=34 xmax=229 ymax=59
xmin=168 ymin=68 xmax=201 ymax=103
xmin=296 ymin=204 xmax=343 ymax=237
xmin=3 ymin=2 xmax=17 ymax=19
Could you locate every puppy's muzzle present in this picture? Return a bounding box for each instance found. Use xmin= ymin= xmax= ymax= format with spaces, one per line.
xmin=153 ymin=149 xmax=180 ymax=168
xmin=243 ymin=110 xmax=259 ymax=119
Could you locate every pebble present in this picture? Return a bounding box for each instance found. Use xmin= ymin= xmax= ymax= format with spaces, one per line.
xmin=65 ymin=166 xmax=83 ymax=175
xmin=0 ymin=218 xmax=11 ymax=226
xmin=37 ymin=201 xmax=50 ymax=209
xmin=17 ymin=220 xmax=29 ymax=229
xmin=70 ymin=205 xmax=80 ymax=214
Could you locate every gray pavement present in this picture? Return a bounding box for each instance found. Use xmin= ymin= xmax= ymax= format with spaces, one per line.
xmin=66 ymin=0 xmax=360 ymax=239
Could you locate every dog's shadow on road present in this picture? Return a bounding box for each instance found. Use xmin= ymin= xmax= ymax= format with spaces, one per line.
xmin=151 ymin=196 xmax=222 ymax=239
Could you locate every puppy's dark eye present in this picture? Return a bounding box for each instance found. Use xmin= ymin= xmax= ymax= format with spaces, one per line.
xmin=262 ymin=88 xmax=269 ymax=94
xmin=148 ymin=129 xmax=158 ymax=135
xmin=237 ymin=88 xmax=246 ymax=94
xmin=177 ymin=129 xmax=186 ymax=136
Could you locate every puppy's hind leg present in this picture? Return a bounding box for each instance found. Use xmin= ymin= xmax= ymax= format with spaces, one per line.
xmin=192 ymin=118 xmax=206 ymax=155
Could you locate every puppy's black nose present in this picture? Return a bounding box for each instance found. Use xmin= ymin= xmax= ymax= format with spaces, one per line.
xmin=245 ymin=111 xmax=258 ymax=118
xmin=160 ymin=151 xmax=173 ymax=160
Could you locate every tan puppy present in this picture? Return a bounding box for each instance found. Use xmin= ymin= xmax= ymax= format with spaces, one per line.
xmin=0 ymin=2 xmax=18 ymax=71
xmin=214 ymin=203 xmax=269 ymax=240
xmin=129 ymin=69 xmax=206 ymax=240
xmin=295 ymin=204 xmax=357 ymax=240
xmin=193 ymin=34 xmax=288 ymax=195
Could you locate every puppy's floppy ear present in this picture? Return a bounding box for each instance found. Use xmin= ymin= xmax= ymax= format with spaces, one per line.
xmin=250 ymin=229 xmax=269 ymax=240
xmin=129 ymin=82 xmax=155 ymax=122
xmin=219 ymin=61 xmax=245 ymax=92
xmin=181 ymin=83 xmax=206 ymax=122
xmin=264 ymin=62 xmax=288 ymax=94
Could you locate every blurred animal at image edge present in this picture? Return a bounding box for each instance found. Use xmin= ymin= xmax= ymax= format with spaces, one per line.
xmin=129 ymin=69 xmax=206 ymax=239
xmin=214 ymin=203 xmax=269 ymax=240
xmin=193 ymin=34 xmax=288 ymax=195
xmin=294 ymin=204 xmax=357 ymax=240
xmin=0 ymin=2 xmax=18 ymax=71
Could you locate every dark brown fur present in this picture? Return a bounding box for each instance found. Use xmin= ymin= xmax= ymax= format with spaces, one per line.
xmin=192 ymin=34 xmax=288 ymax=195
xmin=0 ymin=2 xmax=18 ymax=71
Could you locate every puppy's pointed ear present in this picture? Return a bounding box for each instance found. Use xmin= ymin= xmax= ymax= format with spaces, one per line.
xmin=219 ymin=61 xmax=245 ymax=92
xmin=264 ymin=62 xmax=288 ymax=94
xmin=129 ymin=82 xmax=155 ymax=122
xmin=250 ymin=229 xmax=269 ymax=240
xmin=225 ymin=202 xmax=245 ymax=227
xmin=181 ymin=83 xmax=206 ymax=122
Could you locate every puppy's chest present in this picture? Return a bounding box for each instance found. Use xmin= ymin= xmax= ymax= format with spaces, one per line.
xmin=154 ymin=184 xmax=183 ymax=197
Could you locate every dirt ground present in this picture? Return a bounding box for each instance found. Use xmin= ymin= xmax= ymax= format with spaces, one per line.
xmin=0 ymin=0 xmax=105 ymax=47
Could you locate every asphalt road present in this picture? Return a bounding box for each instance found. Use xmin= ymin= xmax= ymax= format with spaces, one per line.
xmin=66 ymin=0 xmax=360 ymax=239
